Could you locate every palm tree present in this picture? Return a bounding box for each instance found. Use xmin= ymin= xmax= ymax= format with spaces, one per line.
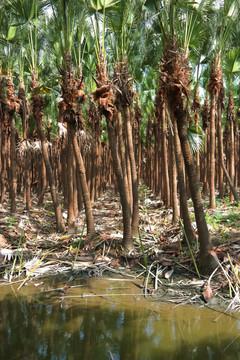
xmin=206 ymin=0 xmax=239 ymax=208
xmin=90 ymin=0 xmax=141 ymax=250
xmin=105 ymin=0 xmax=142 ymax=236
xmin=49 ymin=0 xmax=96 ymax=236
xmin=0 ymin=8 xmax=18 ymax=211
xmin=7 ymin=0 xmax=66 ymax=231
xmin=93 ymin=51 xmax=133 ymax=250
xmin=222 ymin=48 xmax=240 ymax=202
xmin=144 ymin=0 xmax=220 ymax=271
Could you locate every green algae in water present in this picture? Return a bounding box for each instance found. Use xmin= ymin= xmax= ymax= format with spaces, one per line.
xmin=0 ymin=277 xmax=240 ymax=360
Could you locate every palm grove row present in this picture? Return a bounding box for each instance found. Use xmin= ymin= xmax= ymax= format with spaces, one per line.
xmin=0 ymin=0 xmax=240 ymax=272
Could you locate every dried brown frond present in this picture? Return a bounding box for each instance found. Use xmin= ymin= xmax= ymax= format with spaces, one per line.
xmin=57 ymin=122 xmax=67 ymax=139
xmin=160 ymin=38 xmax=190 ymax=109
xmin=18 ymin=78 xmax=26 ymax=100
xmin=218 ymin=80 xmax=225 ymax=109
xmin=17 ymin=139 xmax=33 ymax=160
xmin=112 ymin=58 xmax=135 ymax=108
xmin=88 ymin=99 xmax=102 ymax=137
xmin=202 ymin=95 xmax=210 ymax=130
xmin=31 ymin=70 xmax=44 ymax=123
xmin=5 ymin=77 xmax=18 ymax=114
xmin=191 ymin=86 xmax=201 ymax=126
xmin=227 ymin=90 xmax=235 ymax=125
xmin=135 ymin=101 xmax=142 ymax=124
xmin=192 ymin=86 xmax=201 ymax=112
xmin=92 ymin=51 xmax=116 ymax=119
xmin=92 ymin=85 xmax=111 ymax=100
xmin=207 ymin=54 xmax=222 ymax=96
xmin=17 ymin=79 xmax=30 ymax=119
xmin=59 ymin=54 xmax=87 ymax=131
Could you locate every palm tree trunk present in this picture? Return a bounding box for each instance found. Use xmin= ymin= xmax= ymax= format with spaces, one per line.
xmin=193 ymin=86 xmax=201 ymax=183
xmin=217 ymin=101 xmax=224 ymax=198
xmin=218 ymin=92 xmax=238 ymax=202
xmin=9 ymin=113 xmax=17 ymax=213
xmin=67 ymin=122 xmax=75 ymax=225
xmin=209 ymin=92 xmax=216 ymax=209
xmin=172 ymin=117 xmax=196 ymax=243
xmin=202 ymin=96 xmax=210 ymax=196
xmin=169 ymin=132 xmax=179 ymax=223
xmin=107 ymin=119 xmax=133 ymax=251
xmin=161 ymin=101 xmax=170 ymax=207
xmin=176 ymin=108 xmax=218 ymax=270
xmin=31 ymin=70 xmax=65 ymax=232
xmin=37 ymin=121 xmax=66 ymax=232
xmin=228 ymin=90 xmax=235 ymax=202
xmin=38 ymin=158 xmax=47 ymax=207
xmin=116 ymin=110 xmax=131 ymax=209
xmin=135 ymin=102 xmax=142 ymax=181
xmin=71 ymin=127 xmax=95 ymax=236
xmin=162 ymin=41 xmax=218 ymax=272
xmin=207 ymin=56 xmax=222 ymax=209
xmin=5 ymin=77 xmax=17 ymax=213
xmin=18 ymin=79 xmax=31 ymax=209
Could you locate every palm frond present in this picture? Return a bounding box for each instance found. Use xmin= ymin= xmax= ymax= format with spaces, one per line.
xmin=187 ymin=125 xmax=205 ymax=154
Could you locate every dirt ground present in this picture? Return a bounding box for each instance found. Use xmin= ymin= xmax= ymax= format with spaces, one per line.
xmin=0 ymin=185 xmax=240 ymax=313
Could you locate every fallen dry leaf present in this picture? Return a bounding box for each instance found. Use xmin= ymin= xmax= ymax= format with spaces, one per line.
xmin=202 ymin=283 xmax=214 ymax=301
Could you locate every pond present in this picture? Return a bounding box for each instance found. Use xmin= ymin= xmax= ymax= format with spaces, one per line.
xmin=0 ymin=275 xmax=240 ymax=360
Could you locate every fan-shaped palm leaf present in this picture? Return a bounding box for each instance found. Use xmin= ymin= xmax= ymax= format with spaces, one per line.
xmin=187 ymin=125 xmax=205 ymax=155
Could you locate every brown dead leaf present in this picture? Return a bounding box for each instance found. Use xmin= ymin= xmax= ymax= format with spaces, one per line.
xmin=0 ymin=234 xmax=8 ymax=248
xmin=202 ymin=283 xmax=214 ymax=301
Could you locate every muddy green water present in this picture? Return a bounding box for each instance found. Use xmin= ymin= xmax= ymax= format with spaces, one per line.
xmin=0 ymin=275 xmax=240 ymax=360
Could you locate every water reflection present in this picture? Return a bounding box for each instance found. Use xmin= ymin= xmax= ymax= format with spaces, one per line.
xmin=0 ymin=277 xmax=239 ymax=359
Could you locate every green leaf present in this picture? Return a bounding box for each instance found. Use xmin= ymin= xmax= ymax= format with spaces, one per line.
xmin=232 ymin=61 xmax=240 ymax=73
xmin=7 ymin=26 xmax=17 ymax=41
xmin=33 ymin=86 xmax=52 ymax=95
xmin=90 ymin=0 xmax=120 ymax=11
xmin=187 ymin=126 xmax=205 ymax=154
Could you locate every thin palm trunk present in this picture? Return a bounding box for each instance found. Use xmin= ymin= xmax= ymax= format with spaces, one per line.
xmin=177 ymin=111 xmax=217 ymax=268
xmin=193 ymin=85 xmax=201 ymax=183
xmin=5 ymin=77 xmax=17 ymax=213
xmin=209 ymin=95 xmax=216 ymax=209
xmin=9 ymin=112 xmax=17 ymax=213
xmin=161 ymin=101 xmax=170 ymax=206
xmin=38 ymin=159 xmax=47 ymax=207
xmin=107 ymin=119 xmax=133 ymax=250
xmin=59 ymin=52 xmax=94 ymax=234
xmin=172 ymin=117 xmax=196 ymax=243
xmin=228 ymin=90 xmax=235 ymax=202
xmin=31 ymin=70 xmax=65 ymax=232
xmin=170 ymin=131 xmax=179 ymax=223
xmin=207 ymin=56 xmax=222 ymax=209
xmin=202 ymin=96 xmax=210 ymax=196
xmin=162 ymin=41 xmax=217 ymax=272
xmin=123 ymin=105 xmax=139 ymax=236
xmin=18 ymin=79 xmax=31 ymax=209
xmin=67 ymin=123 xmax=75 ymax=225
xmin=217 ymin=101 xmax=224 ymax=198
xmin=71 ymin=127 xmax=95 ymax=236
xmin=93 ymin=52 xmax=133 ymax=251
xmin=116 ymin=110 xmax=131 ymax=208
xmin=217 ymin=91 xmax=238 ymax=202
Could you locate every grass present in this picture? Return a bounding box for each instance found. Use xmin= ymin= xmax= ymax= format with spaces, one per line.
xmin=205 ymin=210 xmax=240 ymax=230
xmin=179 ymin=219 xmax=200 ymax=278
xmin=138 ymin=231 xmax=150 ymax=274
xmin=7 ymin=216 xmax=16 ymax=229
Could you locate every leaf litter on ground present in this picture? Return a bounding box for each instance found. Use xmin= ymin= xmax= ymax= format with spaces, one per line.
xmin=0 ymin=185 xmax=240 ymax=313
